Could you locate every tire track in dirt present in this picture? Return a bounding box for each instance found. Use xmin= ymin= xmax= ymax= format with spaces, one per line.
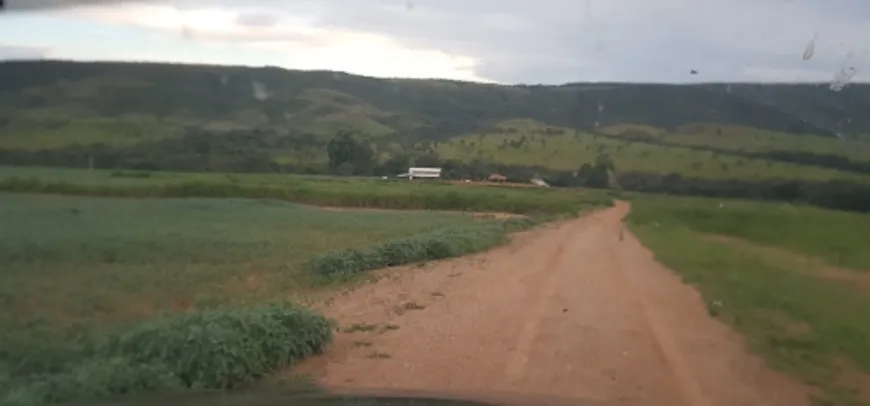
xmin=294 ymin=202 xmax=811 ymax=406
xmin=503 ymin=216 xmax=589 ymax=383
xmin=607 ymin=226 xmax=711 ymax=406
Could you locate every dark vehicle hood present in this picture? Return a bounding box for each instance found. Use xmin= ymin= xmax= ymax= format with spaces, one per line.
xmin=89 ymin=387 xmax=612 ymax=406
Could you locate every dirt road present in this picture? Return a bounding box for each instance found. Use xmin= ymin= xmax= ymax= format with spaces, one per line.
xmin=295 ymin=202 xmax=809 ymax=406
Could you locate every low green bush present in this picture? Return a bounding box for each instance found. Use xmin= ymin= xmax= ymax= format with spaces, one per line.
xmin=2 ymin=358 xmax=182 ymax=406
xmin=307 ymin=216 xmax=544 ymax=280
xmin=1 ymin=304 xmax=334 ymax=406
xmin=97 ymin=305 xmax=334 ymax=389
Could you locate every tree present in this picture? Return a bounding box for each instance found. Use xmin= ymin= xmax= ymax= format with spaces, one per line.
xmin=336 ymin=162 xmax=355 ymax=176
xmin=327 ymin=131 xmax=374 ymax=175
xmin=381 ymin=153 xmax=411 ymax=175
xmin=594 ymin=153 xmax=615 ymax=171
xmin=415 ymin=152 xmax=442 ymax=167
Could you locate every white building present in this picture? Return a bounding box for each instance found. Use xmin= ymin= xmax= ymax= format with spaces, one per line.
xmin=397 ymin=167 xmax=442 ymax=179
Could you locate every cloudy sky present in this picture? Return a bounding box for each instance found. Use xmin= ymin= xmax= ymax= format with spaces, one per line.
xmin=1 ymin=0 xmax=868 ymax=84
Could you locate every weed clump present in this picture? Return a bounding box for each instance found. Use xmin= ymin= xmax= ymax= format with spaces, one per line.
xmin=306 ymin=217 xmax=541 ymax=280
xmin=1 ymin=304 xmax=334 ymax=406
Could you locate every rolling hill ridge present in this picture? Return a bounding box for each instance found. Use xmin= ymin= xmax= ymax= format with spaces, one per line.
xmin=2 ymin=60 xmax=870 ymax=182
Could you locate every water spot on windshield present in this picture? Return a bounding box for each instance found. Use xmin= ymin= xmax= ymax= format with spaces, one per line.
xmin=830 ymin=65 xmax=857 ymax=92
xmin=251 ymin=81 xmax=269 ymax=100
xmin=802 ymin=32 xmax=818 ymax=61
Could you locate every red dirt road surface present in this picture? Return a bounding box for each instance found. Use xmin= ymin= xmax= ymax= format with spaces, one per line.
xmin=295 ymin=202 xmax=810 ymax=406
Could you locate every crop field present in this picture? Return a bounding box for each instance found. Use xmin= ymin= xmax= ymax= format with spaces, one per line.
xmin=0 ymin=166 xmax=610 ymax=405
xmin=627 ymin=195 xmax=870 ymax=404
xmin=433 ymin=120 xmax=865 ymax=181
xmin=0 ymin=187 xmax=567 ymax=405
xmin=0 ymin=166 xmax=612 ymax=214
xmin=0 ymin=192 xmax=518 ymax=332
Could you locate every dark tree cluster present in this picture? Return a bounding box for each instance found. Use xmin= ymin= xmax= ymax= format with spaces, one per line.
xmin=616 ymin=171 xmax=870 ymax=213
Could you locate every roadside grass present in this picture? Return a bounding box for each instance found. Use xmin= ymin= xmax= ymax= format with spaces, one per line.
xmin=629 ymin=195 xmax=870 ymax=271
xmin=0 ymin=166 xmax=611 ymax=215
xmin=628 ymin=195 xmax=870 ymax=405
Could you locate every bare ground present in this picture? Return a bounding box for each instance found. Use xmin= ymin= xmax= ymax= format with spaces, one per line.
xmin=315 ymin=205 xmax=524 ymax=220
xmin=294 ymin=202 xmax=810 ymax=406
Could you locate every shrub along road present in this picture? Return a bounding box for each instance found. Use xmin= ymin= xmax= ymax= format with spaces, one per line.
xmin=295 ymin=202 xmax=809 ymax=406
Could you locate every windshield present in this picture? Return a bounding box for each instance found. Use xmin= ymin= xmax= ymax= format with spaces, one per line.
xmin=1 ymin=1 xmax=869 ymax=406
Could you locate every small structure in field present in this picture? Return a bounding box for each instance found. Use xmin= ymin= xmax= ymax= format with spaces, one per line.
xmin=397 ymin=167 xmax=442 ymax=180
xmin=488 ymin=173 xmax=507 ymax=183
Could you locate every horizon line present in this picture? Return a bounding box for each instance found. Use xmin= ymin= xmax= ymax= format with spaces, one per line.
xmin=0 ymin=58 xmax=863 ymax=87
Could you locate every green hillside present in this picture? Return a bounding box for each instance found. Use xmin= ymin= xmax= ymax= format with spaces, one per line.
xmin=601 ymin=123 xmax=870 ymax=163
xmin=434 ymin=120 xmax=862 ymax=181
xmin=3 ymin=60 xmax=870 ymax=181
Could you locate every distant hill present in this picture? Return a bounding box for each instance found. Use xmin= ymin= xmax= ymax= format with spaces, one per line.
xmin=2 ymin=60 xmax=870 ymax=181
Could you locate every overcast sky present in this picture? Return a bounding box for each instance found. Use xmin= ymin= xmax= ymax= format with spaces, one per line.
xmin=1 ymin=0 xmax=868 ymax=84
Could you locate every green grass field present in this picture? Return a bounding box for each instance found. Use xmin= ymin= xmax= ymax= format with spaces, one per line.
xmin=434 ymin=120 xmax=866 ymax=181
xmin=0 ymin=192 xmax=502 ymax=332
xmin=627 ymin=195 xmax=870 ymax=405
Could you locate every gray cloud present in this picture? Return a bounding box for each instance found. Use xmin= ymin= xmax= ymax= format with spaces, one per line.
xmin=188 ymin=0 xmax=870 ymax=84
xmin=12 ymin=0 xmax=870 ymax=84
xmin=2 ymin=0 xmax=134 ymax=11
xmin=0 ymin=45 xmax=47 ymax=60
xmin=295 ymin=0 xmax=870 ymax=84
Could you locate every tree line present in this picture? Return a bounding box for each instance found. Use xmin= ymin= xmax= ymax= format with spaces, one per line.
xmin=616 ymin=171 xmax=870 ymax=213
xmin=3 ymin=129 xmax=870 ymax=213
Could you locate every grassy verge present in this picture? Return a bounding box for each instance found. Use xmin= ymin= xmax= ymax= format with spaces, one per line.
xmin=629 ymin=194 xmax=870 ymax=270
xmin=1 ymin=304 xmax=334 ymax=406
xmin=627 ymin=195 xmax=870 ymax=405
